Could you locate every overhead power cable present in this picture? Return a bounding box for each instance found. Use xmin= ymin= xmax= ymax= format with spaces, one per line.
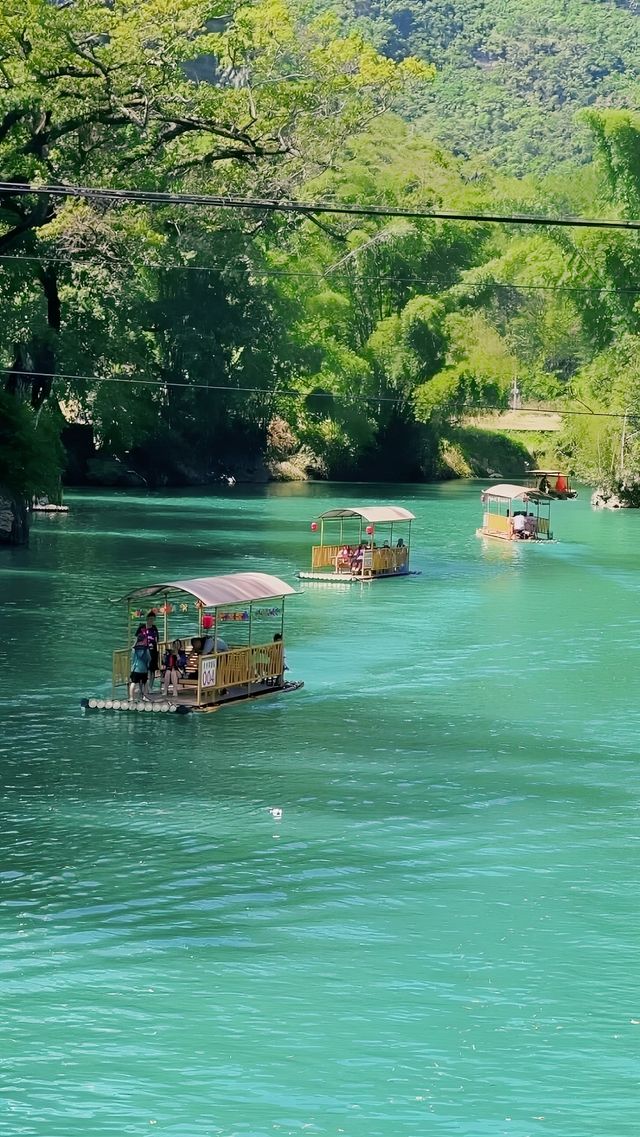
xmin=1 ymin=251 xmax=639 ymax=294
xmin=3 ymin=180 xmax=640 ymax=231
xmin=2 ymin=367 xmax=638 ymax=418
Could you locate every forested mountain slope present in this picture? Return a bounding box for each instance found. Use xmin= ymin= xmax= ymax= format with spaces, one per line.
xmin=313 ymin=0 xmax=640 ymax=172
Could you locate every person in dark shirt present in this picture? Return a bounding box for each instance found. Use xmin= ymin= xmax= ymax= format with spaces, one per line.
xmin=137 ymin=610 xmax=160 ymax=690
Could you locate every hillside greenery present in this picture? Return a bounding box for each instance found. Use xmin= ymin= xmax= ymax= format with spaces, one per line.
xmin=310 ymin=0 xmax=640 ymax=174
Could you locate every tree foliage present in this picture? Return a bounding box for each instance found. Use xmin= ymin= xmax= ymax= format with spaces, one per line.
xmin=4 ymin=1 xmax=640 ymax=495
xmin=308 ymin=0 xmax=640 ymax=174
xmin=0 ymin=0 xmax=430 ymax=493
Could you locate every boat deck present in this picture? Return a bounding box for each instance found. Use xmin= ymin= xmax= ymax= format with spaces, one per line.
xmin=82 ymin=679 xmax=304 ymax=715
xmin=476 ymin=528 xmax=554 ymax=543
xmin=298 ymin=569 xmax=417 ymax=583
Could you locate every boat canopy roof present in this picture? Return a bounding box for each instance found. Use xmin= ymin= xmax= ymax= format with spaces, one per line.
xmin=530 ymin=470 xmax=569 ymax=477
xmin=116 ymin=571 xmax=297 ymax=607
xmin=317 ymin=506 xmax=415 ymax=523
xmin=481 ymin=484 xmax=549 ymax=503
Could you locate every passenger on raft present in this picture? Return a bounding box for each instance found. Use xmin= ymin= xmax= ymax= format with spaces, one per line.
xmin=162 ymin=640 xmax=182 ymax=698
xmin=512 ymin=513 xmax=526 ymax=539
xmin=129 ymin=633 xmax=150 ymax=702
xmin=136 ymin=610 xmax=160 ymax=691
xmin=350 ymin=544 xmax=364 ymax=572
xmin=202 ymin=631 xmax=229 ymax=654
xmin=187 ymin=633 xmax=229 ymax=678
xmin=187 ymin=636 xmax=204 ymax=678
xmin=335 ymin=545 xmax=351 ymax=571
xmin=271 ymin=631 xmax=287 ymax=687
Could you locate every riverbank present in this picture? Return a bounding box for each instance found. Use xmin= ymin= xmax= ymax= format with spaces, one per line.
xmin=61 ymin=424 xmax=551 ymax=490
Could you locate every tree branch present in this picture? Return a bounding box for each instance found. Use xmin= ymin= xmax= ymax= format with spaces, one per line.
xmin=0 ymin=107 xmax=27 ymax=146
xmin=0 ymin=196 xmax=55 ymax=253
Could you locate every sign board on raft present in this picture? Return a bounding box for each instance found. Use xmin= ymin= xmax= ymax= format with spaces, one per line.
xmin=201 ymin=658 xmax=218 ymax=688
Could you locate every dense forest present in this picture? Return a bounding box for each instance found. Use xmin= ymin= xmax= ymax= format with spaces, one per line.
xmin=311 ymin=0 xmax=640 ymax=173
xmin=2 ymin=0 xmax=640 ymax=538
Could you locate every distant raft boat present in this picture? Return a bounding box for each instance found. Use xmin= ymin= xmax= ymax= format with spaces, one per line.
xmin=81 ymin=571 xmax=303 ymax=716
xmin=298 ymin=505 xmax=418 ymax=582
xmin=525 ymin=470 xmax=577 ymax=500
xmin=477 ymin=484 xmax=554 ymax=542
xmin=31 ymin=496 xmax=69 ymax=513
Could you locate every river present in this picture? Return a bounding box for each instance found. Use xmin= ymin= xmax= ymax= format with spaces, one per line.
xmin=1 ymin=481 xmax=639 ymax=1136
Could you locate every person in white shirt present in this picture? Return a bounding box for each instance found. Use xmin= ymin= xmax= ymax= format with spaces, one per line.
xmin=512 ymin=512 xmax=526 ymax=538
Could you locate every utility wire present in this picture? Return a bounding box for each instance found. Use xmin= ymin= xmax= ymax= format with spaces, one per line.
xmin=2 ymin=367 xmax=638 ymax=417
xmin=3 ymin=179 xmax=640 ymax=231
xmin=0 ymin=251 xmax=638 ymax=294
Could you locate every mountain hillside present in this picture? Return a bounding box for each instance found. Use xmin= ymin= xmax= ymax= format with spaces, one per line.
xmin=315 ymin=0 xmax=640 ymax=172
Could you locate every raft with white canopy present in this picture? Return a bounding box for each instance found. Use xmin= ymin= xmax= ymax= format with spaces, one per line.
xmin=477 ymin=484 xmax=553 ymax=542
xmin=299 ymin=505 xmax=417 ymax=582
xmin=81 ymin=571 xmax=303 ymax=715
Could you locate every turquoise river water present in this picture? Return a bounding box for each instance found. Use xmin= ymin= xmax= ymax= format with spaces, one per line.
xmin=1 ymin=481 xmax=639 ymax=1137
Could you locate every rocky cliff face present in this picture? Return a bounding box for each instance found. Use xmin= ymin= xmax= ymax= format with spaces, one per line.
xmin=591 ymin=480 xmax=640 ymax=509
xmin=0 ymin=489 xmax=28 ymax=545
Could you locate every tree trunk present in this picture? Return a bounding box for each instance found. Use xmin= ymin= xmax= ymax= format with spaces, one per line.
xmin=4 ymin=265 xmax=60 ymax=408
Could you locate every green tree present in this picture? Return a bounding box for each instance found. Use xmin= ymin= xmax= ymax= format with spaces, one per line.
xmin=0 ymin=0 xmax=430 ymax=497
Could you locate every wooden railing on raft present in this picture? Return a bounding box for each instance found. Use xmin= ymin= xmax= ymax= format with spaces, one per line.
xmin=112 ymin=641 xmax=285 ymax=703
xmin=311 ymin=543 xmax=343 ymax=569
xmin=370 ymin=546 xmax=408 ymax=573
xmin=197 ymin=641 xmax=285 ymax=705
xmin=481 ymin=512 xmax=511 ymax=537
xmin=311 ymin=544 xmax=409 ymax=573
xmin=113 ymin=648 xmax=131 ymax=690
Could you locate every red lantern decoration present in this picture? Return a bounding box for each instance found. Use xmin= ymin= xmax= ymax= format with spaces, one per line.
xmin=366 ymin=525 xmax=374 ymax=536
xmin=310 ymin=522 xmax=318 ymax=532
xmin=202 ymin=614 xmax=214 ymax=630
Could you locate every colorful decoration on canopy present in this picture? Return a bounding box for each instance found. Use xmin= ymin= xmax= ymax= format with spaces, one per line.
xmin=214 ymin=607 xmax=281 ymax=621
xmin=366 ymin=525 xmax=374 ymax=536
xmin=310 ymin=522 xmax=318 ymax=532
xmin=131 ymin=603 xmax=281 ymax=622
